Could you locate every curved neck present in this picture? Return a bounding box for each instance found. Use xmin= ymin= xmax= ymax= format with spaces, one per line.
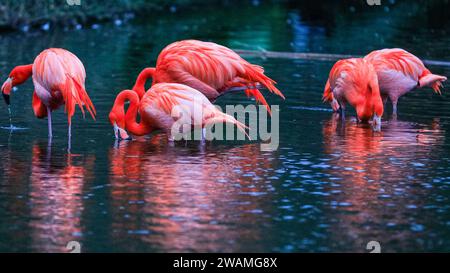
xmin=367 ymin=78 xmax=383 ymax=117
xmin=132 ymin=67 xmax=155 ymax=99
xmin=12 ymin=64 xmax=33 ymax=85
xmin=116 ymin=90 xmax=153 ymax=136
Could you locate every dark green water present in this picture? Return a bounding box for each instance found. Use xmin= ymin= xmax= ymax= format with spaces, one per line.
xmin=1 ymin=1 xmax=450 ymax=252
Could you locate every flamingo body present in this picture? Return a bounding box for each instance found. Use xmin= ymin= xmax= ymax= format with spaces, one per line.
xmin=364 ymin=48 xmax=447 ymax=114
xmin=109 ymin=83 xmax=248 ymax=140
xmin=132 ymin=40 xmax=284 ymax=114
xmin=32 ymin=48 xmax=95 ymax=121
xmin=323 ymin=58 xmax=383 ymax=127
xmin=1 ymin=48 xmax=96 ymax=138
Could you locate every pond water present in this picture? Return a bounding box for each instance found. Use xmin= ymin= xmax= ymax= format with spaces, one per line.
xmin=0 ymin=1 xmax=450 ymax=252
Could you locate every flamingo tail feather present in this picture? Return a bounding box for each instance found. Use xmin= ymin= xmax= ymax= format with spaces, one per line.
xmin=241 ymin=64 xmax=285 ymax=99
xmin=205 ymin=113 xmax=251 ymax=140
xmin=60 ymin=74 xmax=96 ymax=124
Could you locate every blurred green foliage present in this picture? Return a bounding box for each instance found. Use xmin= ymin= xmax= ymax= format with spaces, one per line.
xmin=0 ymin=0 xmax=196 ymax=29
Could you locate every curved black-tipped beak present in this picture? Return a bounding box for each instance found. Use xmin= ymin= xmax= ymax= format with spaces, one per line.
xmin=113 ymin=122 xmax=131 ymax=140
xmin=2 ymin=93 xmax=10 ymax=105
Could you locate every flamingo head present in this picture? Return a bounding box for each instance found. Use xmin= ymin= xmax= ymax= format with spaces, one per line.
xmin=355 ymin=91 xmax=383 ymax=125
xmin=2 ymin=64 xmax=33 ymax=105
xmin=109 ymin=107 xmax=131 ymax=140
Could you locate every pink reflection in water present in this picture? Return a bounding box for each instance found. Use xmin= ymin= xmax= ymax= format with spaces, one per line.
xmin=28 ymin=143 xmax=94 ymax=252
xmin=322 ymin=114 xmax=445 ymax=252
xmin=108 ymin=136 xmax=277 ymax=252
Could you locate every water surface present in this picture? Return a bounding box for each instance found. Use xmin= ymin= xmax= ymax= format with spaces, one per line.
xmin=1 ymin=1 xmax=450 ymax=252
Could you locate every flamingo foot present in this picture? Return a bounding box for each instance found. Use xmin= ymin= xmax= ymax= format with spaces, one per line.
xmin=339 ymin=108 xmax=345 ymax=121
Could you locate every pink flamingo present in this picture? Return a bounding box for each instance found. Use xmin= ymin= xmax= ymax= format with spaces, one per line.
xmin=109 ymin=83 xmax=249 ymax=141
xmin=323 ymin=58 xmax=384 ymax=129
xmin=364 ymin=48 xmax=446 ymax=115
xmin=1 ymin=48 xmax=96 ymax=138
xmin=131 ymin=40 xmax=284 ymax=115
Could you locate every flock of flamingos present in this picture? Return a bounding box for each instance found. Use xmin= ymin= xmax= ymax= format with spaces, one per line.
xmin=0 ymin=39 xmax=447 ymax=142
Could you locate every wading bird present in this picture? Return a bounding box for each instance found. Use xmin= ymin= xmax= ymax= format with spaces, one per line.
xmin=364 ymin=48 xmax=447 ymax=115
xmin=1 ymin=48 xmax=96 ymax=138
xmin=131 ymin=40 xmax=284 ymax=115
xmin=322 ymin=58 xmax=383 ymax=130
xmin=109 ymin=83 xmax=249 ymax=140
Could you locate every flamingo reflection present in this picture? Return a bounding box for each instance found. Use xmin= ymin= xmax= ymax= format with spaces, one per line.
xmin=322 ymin=114 xmax=445 ymax=251
xmin=108 ymin=138 xmax=276 ymax=252
xmin=28 ymin=142 xmax=94 ymax=252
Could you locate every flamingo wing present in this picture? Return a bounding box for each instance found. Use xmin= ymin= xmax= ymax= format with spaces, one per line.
xmin=143 ymin=83 xmax=249 ymax=137
xmin=364 ymin=48 xmax=425 ymax=81
xmin=365 ymin=48 xmax=446 ymax=94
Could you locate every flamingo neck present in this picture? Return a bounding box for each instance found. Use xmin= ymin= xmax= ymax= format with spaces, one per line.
xmin=12 ymin=64 xmax=33 ymax=85
xmin=118 ymin=90 xmax=152 ymax=136
xmin=132 ymin=67 xmax=155 ymax=99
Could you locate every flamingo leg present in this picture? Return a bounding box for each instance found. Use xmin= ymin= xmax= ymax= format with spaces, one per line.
xmin=339 ymin=103 xmax=346 ymax=121
xmin=167 ymin=133 xmax=175 ymax=142
xmin=168 ymin=134 xmax=175 ymax=147
xmin=47 ymin=107 xmax=53 ymax=138
xmin=390 ymin=97 xmax=398 ymax=116
xmin=201 ymin=128 xmax=206 ymax=143
xmin=67 ymin=123 xmax=72 ymax=153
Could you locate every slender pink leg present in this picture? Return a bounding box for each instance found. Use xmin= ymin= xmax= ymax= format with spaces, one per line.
xmin=390 ymin=96 xmax=398 ymax=116
xmin=47 ymin=107 xmax=53 ymax=138
xmin=68 ymin=123 xmax=72 ymax=153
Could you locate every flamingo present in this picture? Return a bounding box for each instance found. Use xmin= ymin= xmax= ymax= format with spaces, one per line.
xmin=364 ymin=48 xmax=447 ymax=115
xmin=325 ymin=48 xmax=447 ymax=115
xmin=131 ymin=40 xmax=284 ymax=115
xmin=108 ymin=83 xmax=249 ymax=141
xmin=1 ymin=48 xmax=96 ymax=139
xmin=322 ymin=58 xmax=383 ymax=129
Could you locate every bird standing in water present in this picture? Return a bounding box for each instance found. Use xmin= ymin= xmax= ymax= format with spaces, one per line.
xmin=323 ymin=58 xmax=384 ymax=130
xmin=131 ymin=40 xmax=284 ymax=115
xmin=1 ymin=48 xmax=96 ymax=139
xmin=364 ymin=48 xmax=446 ymax=115
xmin=325 ymin=48 xmax=447 ymax=116
xmin=109 ymin=83 xmax=249 ymax=141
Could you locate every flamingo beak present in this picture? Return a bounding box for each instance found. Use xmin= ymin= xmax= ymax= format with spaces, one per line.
xmin=331 ymin=98 xmax=340 ymax=112
xmin=372 ymin=114 xmax=382 ymax=131
xmin=2 ymin=93 xmax=10 ymax=105
xmin=113 ymin=122 xmax=131 ymax=140
xmin=1 ymin=78 xmax=12 ymax=105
